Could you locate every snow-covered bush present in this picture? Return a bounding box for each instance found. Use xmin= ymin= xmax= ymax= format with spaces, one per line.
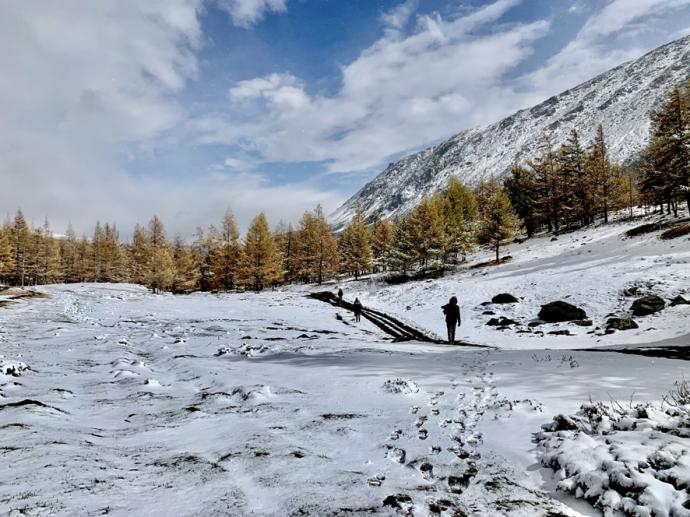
xmin=536 ymin=397 xmax=690 ymax=516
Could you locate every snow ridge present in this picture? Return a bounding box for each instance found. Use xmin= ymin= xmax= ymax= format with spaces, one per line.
xmin=330 ymin=35 xmax=690 ymax=228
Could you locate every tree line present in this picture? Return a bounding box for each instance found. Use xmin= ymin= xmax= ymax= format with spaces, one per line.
xmin=1 ymin=81 xmax=687 ymax=293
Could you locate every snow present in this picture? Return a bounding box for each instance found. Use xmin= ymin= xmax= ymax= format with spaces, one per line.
xmin=345 ymin=209 xmax=690 ymax=351
xmin=331 ymin=35 xmax=690 ymax=227
xmin=1 ymin=214 xmax=690 ymax=515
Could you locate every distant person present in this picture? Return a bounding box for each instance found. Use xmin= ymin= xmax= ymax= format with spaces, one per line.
xmin=442 ymin=296 xmax=461 ymax=344
xmin=337 ymin=288 xmax=343 ymax=304
xmin=353 ymin=297 xmax=363 ymax=322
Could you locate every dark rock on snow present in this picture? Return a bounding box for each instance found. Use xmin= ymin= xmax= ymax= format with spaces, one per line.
xmin=491 ymin=293 xmax=519 ymax=304
xmin=572 ymin=319 xmax=593 ymax=327
xmin=631 ymin=295 xmax=665 ymax=316
xmin=606 ymin=318 xmax=639 ymax=331
xmin=670 ymin=295 xmax=689 ymax=307
xmin=538 ymin=301 xmax=587 ymax=322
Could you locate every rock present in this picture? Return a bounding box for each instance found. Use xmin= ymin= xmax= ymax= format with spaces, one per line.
xmin=538 ymin=301 xmax=587 ymax=322
xmin=550 ymin=237 xmax=558 ymax=242
xmin=548 ymin=330 xmax=572 ymax=336
xmin=623 ymin=286 xmax=640 ymax=297
xmin=487 ymin=317 xmax=517 ymax=327
xmin=491 ymin=293 xmax=519 ymax=304
xmin=482 ymin=310 xmax=496 ymax=315
xmin=528 ymin=321 xmax=542 ymax=328
xmin=631 ymin=295 xmax=665 ymax=316
xmin=383 ymin=494 xmax=412 ymax=509
xmin=486 ymin=318 xmax=500 ymax=326
xmin=670 ymin=295 xmax=689 ymax=307
xmin=572 ymin=319 xmax=593 ymax=327
xmin=606 ymin=318 xmax=639 ymax=331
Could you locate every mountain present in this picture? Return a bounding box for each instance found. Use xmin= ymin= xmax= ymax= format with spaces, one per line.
xmin=330 ymin=35 xmax=690 ymax=227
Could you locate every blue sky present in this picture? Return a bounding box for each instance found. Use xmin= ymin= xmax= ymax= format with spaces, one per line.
xmin=2 ymin=0 xmax=690 ymax=236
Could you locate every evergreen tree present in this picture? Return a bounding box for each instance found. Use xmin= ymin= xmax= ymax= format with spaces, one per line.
xmin=477 ymin=188 xmax=521 ymax=262
xmin=504 ymin=165 xmax=539 ymax=237
xmin=241 ymin=212 xmax=281 ymax=291
xmin=388 ymin=217 xmax=414 ymax=274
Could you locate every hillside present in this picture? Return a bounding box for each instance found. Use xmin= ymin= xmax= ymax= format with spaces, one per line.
xmin=331 ymin=35 xmax=690 ymax=228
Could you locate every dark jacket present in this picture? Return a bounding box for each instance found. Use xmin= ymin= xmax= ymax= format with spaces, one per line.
xmin=353 ymin=299 xmax=363 ymax=313
xmin=442 ymin=303 xmax=461 ymax=326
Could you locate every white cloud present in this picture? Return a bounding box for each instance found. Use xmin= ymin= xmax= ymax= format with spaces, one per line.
xmin=0 ymin=0 xmax=340 ymax=237
xmin=526 ymin=0 xmax=690 ymax=99
xmin=217 ymin=0 xmax=287 ymax=28
xmin=195 ymin=0 xmax=548 ymax=172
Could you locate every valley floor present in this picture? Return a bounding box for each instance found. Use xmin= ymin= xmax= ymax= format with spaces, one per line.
xmin=1 ymin=213 xmax=689 ymax=516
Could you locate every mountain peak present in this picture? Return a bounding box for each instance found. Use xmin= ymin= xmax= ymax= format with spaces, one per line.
xmin=330 ymin=35 xmax=690 ymax=228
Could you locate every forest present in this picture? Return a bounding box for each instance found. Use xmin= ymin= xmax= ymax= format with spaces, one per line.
xmin=1 ymin=81 xmax=688 ymax=293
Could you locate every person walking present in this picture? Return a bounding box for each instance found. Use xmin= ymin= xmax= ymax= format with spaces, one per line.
xmin=353 ymin=297 xmax=363 ymax=323
xmin=337 ymin=288 xmax=343 ymax=304
xmin=442 ymin=296 xmax=461 ymax=344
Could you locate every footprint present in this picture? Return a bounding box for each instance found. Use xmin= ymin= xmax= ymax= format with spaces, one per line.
xmin=431 ymin=408 xmax=440 ymax=416
xmin=415 ymin=416 xmax=428 ymax=428
xmin=410 ymin=406 xmax=419 ymax=414
xmin=418 ymin=429 xmax=428 ymax=440
xmin=368 ymin=473 xmax=386 ymax=487
xmin=430 ymin=445 xmax=441 ymax=455
xmin=387 ymin=447 xmax=406 ymax=464
xmin=389 ymin=429 xmax=402 ymax=441
xmin=419 ymin=462 xmax=433 ymax=480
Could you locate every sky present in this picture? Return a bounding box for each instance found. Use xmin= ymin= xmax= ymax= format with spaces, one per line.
xmin=1 ymin=0 xmax=690 ymax=238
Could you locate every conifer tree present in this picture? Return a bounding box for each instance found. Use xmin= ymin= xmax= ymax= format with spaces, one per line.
xmin=129 ymin=224 xmax=151 ymax=286
xmin=147 ymin=216 xmax=174 ymax=293
xmin=388 ymin=217 xmax=414 ymax=274
xmin=274 ymin=222 xmax=297 ymax=283
xmin=213 ymin=209 xmax=241 ymax=290
xmin=443 ymin=177 xmax=478 ymax=261
xmin=529 ymin=136 xmax=560 ymax=232
xmin=504 ymin=165 xmax=539 ymax=237
xmin=61 ymin=224 xmax=79 ymax=283
xmin=10 ymin=210 xmax=30 ymax=287
xmin=338 ymin=206 xmax=372 ymax=279
xmin=371 ymin=215 xmax=394 ymax=272
xmin=0 ymin=226 xmax=14 ymax=284
xmin=407 ymin=194 xmax=445 ymax=268
xmin=172 ymin=235 xmax=200 ymax=294
xmin=294 ymin=206 xmax=338 ymax=283
xmin=241 ymin=212 xmax=281 ymax=291
xmin=560 ymin=129 xmax=593 ymax=226
xmin=589 ymin=125 xmax=617 ymax=223
xmin=477 ymin=188 xmax=521 ymax=262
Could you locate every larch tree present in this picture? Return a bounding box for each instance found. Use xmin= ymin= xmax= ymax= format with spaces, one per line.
xmin=172 ymin=235 xmax=200 ymax=294
xmin=388 ymin=217 xmax=414 ymax=274
xmin=10 ymin=210 xmax=30 ymax=287
xmin=147 ymin=216 xmax=174 ymax=293
xmin=588 ymin=125 xmax=617 ymax=223
xmin=443 ymin=177 xmax=478 ymax=262
xmin=241 ymin=212 xmax=281 ymax=291
xmin=338 ymin=206 xmax=372 ymax=279
xmin=371 ymin=215 xmax=394 ymax=272
xmin=0 ymin=225 xmax=14 ymax=284
xmin=407 ymin=194 xmax=446 ymax=268
xmin=213 ymin=209 xmax=241 ymax=290
xmin=129 ymin=224 xmax=152 ymax=286
xmin=477 ymin=188 xmax=521 ymax=262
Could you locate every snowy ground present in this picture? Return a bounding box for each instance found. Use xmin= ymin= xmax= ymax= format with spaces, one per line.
xmin=348 ymin=209 xmax=690 ymax=350
xmin=1 ymin=212 xmax=690 ymax=516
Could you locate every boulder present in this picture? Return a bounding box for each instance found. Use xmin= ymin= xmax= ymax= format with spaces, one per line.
xmin=606 ymin=318 xmax=639 ymax=331
xmin=548 ymin=330 xmax=572 ymax=336
xmin=631 ymin=295 xmax=665 ymax=316
xmin=486 ymin=318 xmax=501 ymax=326
xmin=491 ymin=293 xmax=519 ymax=304
xmin=572 ymin=319 xmax=593 ymax=327
xmin=670 ymin=295 xmax=689 ymax=307
xmin=538 ymin=301 xmax=587 ymax=322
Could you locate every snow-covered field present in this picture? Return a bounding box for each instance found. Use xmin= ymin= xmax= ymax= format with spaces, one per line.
xmin=1 ymin=213 xmax=690 ymax=516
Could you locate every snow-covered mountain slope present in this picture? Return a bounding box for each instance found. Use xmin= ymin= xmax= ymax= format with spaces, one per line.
xmin=331 ymin=35 xmax=690 ymax=227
